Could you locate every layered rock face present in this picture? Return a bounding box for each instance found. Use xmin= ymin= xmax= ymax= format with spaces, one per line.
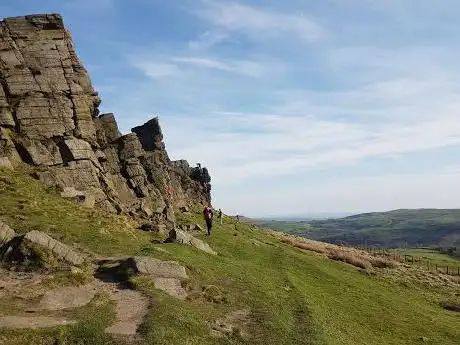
xmin=0 ymin=14 xmax=211 ymax=225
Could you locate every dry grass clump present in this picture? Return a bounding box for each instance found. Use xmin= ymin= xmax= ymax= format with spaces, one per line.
xmin=272 ymin=231 xmax=399 ymax=271
xmin=368 ymin=256 xmax=398 ymax=269
xmin=328 ymin=249 xmax=372 ymax=269
xmin=280 ymin=238 xmax=329 ymax=254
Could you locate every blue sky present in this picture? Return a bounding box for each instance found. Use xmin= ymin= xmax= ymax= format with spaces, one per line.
xmin=2 ymin=0 xmax=460 ymax=217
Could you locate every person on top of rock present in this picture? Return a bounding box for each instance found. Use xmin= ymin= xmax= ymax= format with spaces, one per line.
xmin=203 ymin=206 xmax=213 ymax=235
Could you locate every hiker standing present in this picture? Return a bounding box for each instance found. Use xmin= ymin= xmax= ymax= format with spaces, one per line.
xmin=203 ymin=206 xmax=214 ymax=235
xmin=218 ymin=208 xmax=223 ymax=224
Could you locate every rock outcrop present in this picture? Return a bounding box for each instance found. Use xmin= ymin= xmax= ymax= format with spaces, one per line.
xmin=165 ymin=229 xmax=218 ymax=255
xmin=127 ymin=256 xmax=189 ymax=299
xmin=0 ymin=14 xmax=211 ymax=227
xmin=24 ymin=230 xmax=85 ymax=266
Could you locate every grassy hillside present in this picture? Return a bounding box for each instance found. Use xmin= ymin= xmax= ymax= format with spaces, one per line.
xmin=250 ymin=219 xmax=313 ymax=233
xmin=391 ymin=248 xmax=460 ymax=267
xmin=254 ymin=209 xmax=460 ymax=248
xmin=1 ymin=168 xmax=459 ymax=345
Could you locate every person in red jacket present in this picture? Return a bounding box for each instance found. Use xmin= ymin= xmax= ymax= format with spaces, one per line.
xmin=203 ymin=206 xmax=214 ymax=235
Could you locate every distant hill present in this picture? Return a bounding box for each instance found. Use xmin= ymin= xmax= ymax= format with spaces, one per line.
xmin=253 ymin=209 xmax=460 ymax=248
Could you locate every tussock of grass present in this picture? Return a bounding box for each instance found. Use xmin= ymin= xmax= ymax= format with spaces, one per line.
xmin=280 ymin=238 xmax=329 ymax=254
xmin=368 ymin=256 xmax=398 ymax=269
xmin=327 ymin=249 xmax=372 ymax=269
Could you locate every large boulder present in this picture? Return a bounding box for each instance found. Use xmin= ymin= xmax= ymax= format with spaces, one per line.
xmin=126 ymin=256 xmax=188 ymax=299
xmin=166 ymin=229 xmax=217 ymax=255
xmin=128 ymin=256 xmax=187 ymax=279
xmin=23 ymin=230 xmax=85 ymax=266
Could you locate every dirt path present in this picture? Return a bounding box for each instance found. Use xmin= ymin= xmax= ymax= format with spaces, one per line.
xmin=104 ymin=288 xmax=149 ymax=336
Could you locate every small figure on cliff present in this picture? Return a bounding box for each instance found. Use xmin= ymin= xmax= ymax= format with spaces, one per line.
xmin=218 ymin=209 xmax=223 ymax=224
xmin=165 ymin=184 xmax=174 ymax=197
xmin=203 ymin=206 xmax=214 ymax=235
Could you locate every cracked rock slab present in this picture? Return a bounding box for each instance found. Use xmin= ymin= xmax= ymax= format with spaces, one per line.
xmin=0 ymin=316 xmax=76 ymax=329
xmin=39 ymin=284 xmax=98 ymax=310
xmin=24 ymin=230 xmax=85 ymax=266
xmin=153 ymin=277 xmax=187 ymax=300
xmin=129 ymin=256 xmax=188 ymax=279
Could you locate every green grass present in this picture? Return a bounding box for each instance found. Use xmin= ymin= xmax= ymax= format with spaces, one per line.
xmin=0 ymin=167 xmax=152 ymax=256
xmin=1 ymin=167 xmax=459 ymax=345
xmin=392 ymin=248 xmax=460 ymax=267
xmin=255 ymin=209 xmax=460 ymax=248
xmin=249 ymin=219 xmax=313 ymax=234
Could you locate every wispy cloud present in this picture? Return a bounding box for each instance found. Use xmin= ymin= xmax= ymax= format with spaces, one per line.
xmin=171 ymin=56 xmax=264 ymax=77
xmin=131 ymin=61 xmax=180 ymax=78
xmin=188 ymin=30 xmax=230 ymax=50
xmin=130 ymin=54 xmax=277 ymax=79
xmin=193 ymin=1 xmax=325 ymax=42
xmin=162 ymin=110 xmax=460 ymax=184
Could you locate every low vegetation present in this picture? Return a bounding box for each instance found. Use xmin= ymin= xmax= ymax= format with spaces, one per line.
xmin=253 ymin=209 xmax=460 ymax=248
xmin=1 ymin=168 xmax=459 ymax=345
xmin=276 ymin=232 xmax=397 ymax=270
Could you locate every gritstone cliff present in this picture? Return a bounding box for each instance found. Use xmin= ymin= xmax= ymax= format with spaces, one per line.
xmin=0 ymin=14 xmax=211 ymax=227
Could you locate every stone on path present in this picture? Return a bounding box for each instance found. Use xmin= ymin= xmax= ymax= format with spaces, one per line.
xmin=0 ymin=316 xmax=76 ymax=329
xmin=39 ymin=284 xmax=98 ymax=310
xmin=104 ymin=289 xmax=149 ymax=336
xmin=129 ymin=256 xmax=187 ymax=279
xmin=128 ymin=256 xmax=188 ymax=299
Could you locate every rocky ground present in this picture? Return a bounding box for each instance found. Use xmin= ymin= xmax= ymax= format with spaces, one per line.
xmin=0 ymin=218 xmax=220 ymax=341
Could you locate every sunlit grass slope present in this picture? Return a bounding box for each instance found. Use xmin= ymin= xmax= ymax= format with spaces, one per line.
xmin=0 ymin=167 xmax=459 ymax=345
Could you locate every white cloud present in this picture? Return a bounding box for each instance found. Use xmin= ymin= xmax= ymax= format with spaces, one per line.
xmin=222 ymin=167 xmax=460 ymax=217
xmin=94 ymin=1 xmax=460 ymax=215
xmin=131 ymin=54 xmax=272 ymax=79
xmin=193 ymin=1 xmax=325 ymax=41
xmin=163 ymin=111 xmax=460 ymax=185
xmin=172 ymin=56 xmax=264 ymax=77
xmin=131 ymin=61 xmax=180 ymax=78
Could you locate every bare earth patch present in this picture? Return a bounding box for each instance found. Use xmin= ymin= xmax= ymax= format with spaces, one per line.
xmin=209 ymin=309 xmax=251 ymax=339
